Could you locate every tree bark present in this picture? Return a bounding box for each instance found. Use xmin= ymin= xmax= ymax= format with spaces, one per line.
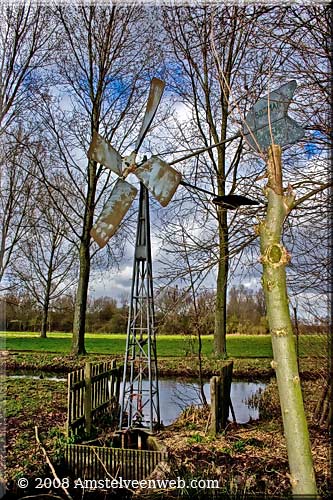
xmin=214 ymin=209 xmax=228 ymax=357
xmin=214 ymin=102 xmax=229 ymax=357
xmin=40 ymin=285 xmax=50 ymax=339
xmin=71 ymin=159 xmax=97 ymax=355
xmin=259 ymin=145 xmax=317 ymax=496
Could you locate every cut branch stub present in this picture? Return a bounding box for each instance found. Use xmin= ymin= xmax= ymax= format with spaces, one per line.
xmin=261 ymin=243 xmax=291 ymax=268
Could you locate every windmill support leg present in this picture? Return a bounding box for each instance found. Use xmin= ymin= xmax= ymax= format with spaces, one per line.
xmin=119 ymin=183 xmax=160 ymax=432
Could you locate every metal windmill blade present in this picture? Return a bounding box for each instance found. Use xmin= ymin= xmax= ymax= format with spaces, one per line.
xmin=134 ymin=77 xmax=166 ymax=153
xmin=88 ymin=78 xmax=182 ymax=248
xmin=88 ymin=131 xmax=122 ymax=176
xmin=135 ymin=157 xmax=181 ymax=207
xmin=90 ymin=179 xmax=138 ymax=248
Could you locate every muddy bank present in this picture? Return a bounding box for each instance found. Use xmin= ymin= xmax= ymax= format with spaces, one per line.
xmin=1 ymin=351 xmax=323 ymax=380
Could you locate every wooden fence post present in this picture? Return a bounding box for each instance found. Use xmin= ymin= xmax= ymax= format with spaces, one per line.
xmin=115 ymin=366 xmax=121 ymax=402
xmin=219 ymin=361 xmax=234 ymax=429
xmin=66 ymin=372 xmax=71 ymax=437
xmin=84 ymin=362 xmax=92 ymax=436
xmin=110 ymin=359 xmax=116 ymax=399
xmin=210 ymin=361 xmax=234 ymax=436
xmin=210 ymin=376 xmax=219 ymax=436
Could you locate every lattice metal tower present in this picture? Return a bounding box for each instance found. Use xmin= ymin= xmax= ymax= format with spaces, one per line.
xmin=119 ymin=183 xmax=160 ymax=431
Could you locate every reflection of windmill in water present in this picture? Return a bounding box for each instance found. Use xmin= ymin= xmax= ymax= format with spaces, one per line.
xmin=88 ymin=78 xmax=259 ymax=432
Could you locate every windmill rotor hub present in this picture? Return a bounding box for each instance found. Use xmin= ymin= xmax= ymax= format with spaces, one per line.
xmin=122 ymin=151 xmax=137 ymax=177
xmin=122 ymin=163 xmax=137 ymax=178
xmin=123 ymin=151 xmax=137 ymax=167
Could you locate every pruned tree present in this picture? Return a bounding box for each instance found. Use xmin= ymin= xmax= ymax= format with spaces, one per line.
xmin=258 ymin=145 xmax=318 ymax=495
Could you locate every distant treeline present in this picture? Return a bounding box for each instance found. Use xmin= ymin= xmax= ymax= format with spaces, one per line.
xmin=1 ymin=285 xmax=327 ymax=336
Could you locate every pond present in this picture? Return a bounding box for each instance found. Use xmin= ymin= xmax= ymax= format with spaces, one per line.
xmin=7 ymin=371 xmax=266 ymax=425
xmin=121 ymin=378 xmax=266 ymax=425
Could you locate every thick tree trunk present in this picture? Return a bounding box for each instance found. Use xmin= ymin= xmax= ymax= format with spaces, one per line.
xmin=71 ymin=159 xmax=97 ymax=355
xmin=259 ymin=145 xmax=317 ymax=496
xmin=40 ymin=302 xmax=48 ymax=339
xmin=213 ymin=73 xmax=230 ymax=357
xmin=214 ymin=209 xmax=228 ymax=357
xmin=72 ymin=241 xmax=90 ymax=355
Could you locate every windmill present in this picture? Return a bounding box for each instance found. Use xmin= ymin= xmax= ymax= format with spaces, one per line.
xmin=88 ymin=77 xmax=260 ymax=431
xmin=88 ymin=78 xmax=178 ymax=432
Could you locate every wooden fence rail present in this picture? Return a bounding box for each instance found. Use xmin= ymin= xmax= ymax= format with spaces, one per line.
xmin=64 ymin=444 xmax=168 ymax=481
xmin=67 ymin=360 xmax=122 ymax=437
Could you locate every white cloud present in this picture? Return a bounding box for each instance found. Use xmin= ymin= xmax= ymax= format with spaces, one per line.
xmin=89 ymin=265 xmax=133 ymax=302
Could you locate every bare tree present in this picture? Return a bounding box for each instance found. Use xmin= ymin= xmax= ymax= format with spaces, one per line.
xmin=159 ymin=5 xmax=279 ymax=356
xmin=0 ymin=129 xmax=37 ymax=290
xmin=12 ymin=186 xmax=77 ymax=338
xmin=0 ymin=4 xmax=55 ymax=303
xmin=0 ymin=4 xmax=54 ymax=133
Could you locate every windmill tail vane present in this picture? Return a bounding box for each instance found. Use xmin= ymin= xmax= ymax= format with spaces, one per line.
xmin=88 ymin=77 xmax=268 ymax=248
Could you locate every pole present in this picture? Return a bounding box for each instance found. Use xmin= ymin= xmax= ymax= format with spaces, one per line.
xmin=169 ymin=133 xmax=240 ymax=166
xmin=293 ymin=305 xmax=300 ymax=371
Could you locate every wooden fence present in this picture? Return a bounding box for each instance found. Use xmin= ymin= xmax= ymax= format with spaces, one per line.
xmin=64 ymin=444 xmax=168 ymax=481
xmin=67 ymin=360 xmax=122 ymax=437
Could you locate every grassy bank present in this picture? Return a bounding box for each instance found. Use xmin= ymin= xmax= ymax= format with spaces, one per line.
xmin=0 ymin=332 xmax=328 ymax=358
xmin=2 ymin=376 xmax=329 ymax=498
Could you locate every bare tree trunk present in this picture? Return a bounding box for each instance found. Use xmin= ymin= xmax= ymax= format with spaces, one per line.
xmin=259 ymin=145 xmax=317 ymax=495
xmin=40 ymin=283 xmax=51 ymax=339
xmin=214 ymin=210 xmax=228 ymax=357
xmin=197 ymin=326 xmax=207 ymax=406
xmin=213 ymin=47 xmax=230 ymax=357
xmin=71 ymin=159 xmax=97 ymax=355
xmin=40 ymin=239 xmax=56 ymax=338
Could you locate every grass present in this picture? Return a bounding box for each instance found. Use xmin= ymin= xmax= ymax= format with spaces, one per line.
xmin=0 ymin=331 xmax=328 ymax=358
xmin=2 ymin=376 xmax=67 ymax=482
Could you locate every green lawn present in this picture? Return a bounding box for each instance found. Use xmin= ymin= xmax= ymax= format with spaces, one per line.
xmin=0 ymin=332 xmax=328 ymax=358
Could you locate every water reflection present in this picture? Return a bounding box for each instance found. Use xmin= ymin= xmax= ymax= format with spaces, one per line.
xmin=122 ymin=378 xmax=266 ymax=425
xmin=7 ymin=371 xmax=265 ymax=425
